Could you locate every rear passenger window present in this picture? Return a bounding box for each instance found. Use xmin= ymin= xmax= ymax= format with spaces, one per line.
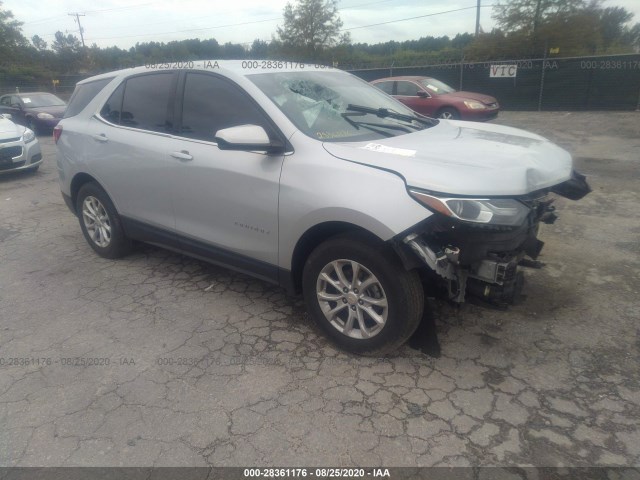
xmin=180 ymin=73 xmax=269 ymax=142
xmin=100 ymin=83 xmax=124 ymax=124
xmin=64 ymin=77 xmax=114 ymax=118
xmin=120 ymin=73 xmax=176 ymax=133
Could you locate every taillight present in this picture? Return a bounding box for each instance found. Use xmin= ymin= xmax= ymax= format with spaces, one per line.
xmin=53 ymin=124 xmax=62 ymax=144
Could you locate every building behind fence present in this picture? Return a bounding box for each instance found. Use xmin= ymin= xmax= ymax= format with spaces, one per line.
xmin=1 ymin=53 xmax=639 ymax=111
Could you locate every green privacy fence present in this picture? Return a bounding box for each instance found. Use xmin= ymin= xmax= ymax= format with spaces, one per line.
xmin=348 ymin=53 xmax=640 ymax=111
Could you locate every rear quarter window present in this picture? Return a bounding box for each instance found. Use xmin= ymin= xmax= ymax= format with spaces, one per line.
xmin=64 ymin=77 xmax=115 ymax=118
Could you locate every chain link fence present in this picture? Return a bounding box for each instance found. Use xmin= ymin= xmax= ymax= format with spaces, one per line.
xmin=348 ymin=53 xmax=640 ymax=111
xmin=2 ymin=54 xmax=640 ymax=110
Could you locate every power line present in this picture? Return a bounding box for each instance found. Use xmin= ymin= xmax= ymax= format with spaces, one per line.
xmin=342 ymin=5 xmax=493 ymax=31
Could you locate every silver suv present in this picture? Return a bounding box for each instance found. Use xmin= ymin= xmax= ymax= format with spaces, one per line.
xmin=56 ymin=61 xmax=590 ymax=355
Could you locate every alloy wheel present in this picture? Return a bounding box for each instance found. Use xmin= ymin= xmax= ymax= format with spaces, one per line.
xmin=316 ymin=259 xmax=389 ymax=339
xmin=82 ymin=196 xmax=112 ymax=248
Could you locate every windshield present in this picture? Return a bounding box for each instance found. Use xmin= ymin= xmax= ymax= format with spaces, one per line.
xmin=248 ymin=71 xmax=432 ymax=142
xmin=20 ymin=93 xmax=66 ymax=108
xmin=419 ymin=78 xmax=456 ymax=95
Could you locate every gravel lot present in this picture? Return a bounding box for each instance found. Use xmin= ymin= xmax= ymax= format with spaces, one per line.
xmin=0 ymin=112 xmax=639 ymax=467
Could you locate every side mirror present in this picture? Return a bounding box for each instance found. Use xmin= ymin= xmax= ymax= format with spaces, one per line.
xmin=215 ymin=124 xmax=284 ymax=153
xmin=417 ymin=91 xmax=429 ymax=98
xmin=10 ymin=103 xmax=22 ymax=110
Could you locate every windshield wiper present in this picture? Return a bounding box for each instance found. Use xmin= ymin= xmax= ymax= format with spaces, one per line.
xmin=345 ymin=104 xmax=438 ymax=126
xmin=341 ymin=113 xmax=413 ymax=134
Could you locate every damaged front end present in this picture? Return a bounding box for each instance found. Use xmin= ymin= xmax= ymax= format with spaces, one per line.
xmin=397 ymin=171 xmax=591 ymax=307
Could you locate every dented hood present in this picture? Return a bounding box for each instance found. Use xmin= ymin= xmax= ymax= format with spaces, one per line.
xmin=322 ymin=120 xmax=573 ymax=196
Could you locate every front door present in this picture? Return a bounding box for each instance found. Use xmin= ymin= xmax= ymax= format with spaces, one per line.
xmin=171 ymin=72 xmax=284 ymax=280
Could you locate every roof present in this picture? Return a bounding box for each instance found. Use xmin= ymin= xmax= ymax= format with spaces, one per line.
xmin=372 ymin=76 xmax=434 ymax=82
xmin=77 ymin=60 xmax=342 ymax=85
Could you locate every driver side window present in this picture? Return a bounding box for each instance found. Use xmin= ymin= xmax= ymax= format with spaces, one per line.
xmin=396 ymin=81 xmax=420 ymax=97
xmin=180 ymin=73 xmax=270 ymax=142
xmin=0 ymin=96 xmax=10 ymax=106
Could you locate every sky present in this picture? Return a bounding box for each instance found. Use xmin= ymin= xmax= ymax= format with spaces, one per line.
xmin=6 ymin=0 xmax=640 ymax=50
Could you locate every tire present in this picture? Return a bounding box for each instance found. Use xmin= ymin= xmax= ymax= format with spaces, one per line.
xmin=76 ymin=182 xmax=132 ymax=259
xmin=26 ymin=118 xmax=38 ymax=135
xmin=437 ymin=107 xmax=460 ymax=120
xmin=302 ymin=232 xmax=424 ymax=356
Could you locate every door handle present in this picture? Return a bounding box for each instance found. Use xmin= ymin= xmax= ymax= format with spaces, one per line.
xmin=170 ymin=150 xmax=193 ymax=161
xmin=92 ymin=134 xmax=108 ymax=142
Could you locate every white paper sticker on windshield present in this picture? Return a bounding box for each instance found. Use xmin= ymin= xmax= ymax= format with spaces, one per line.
xmin=361 ymin=143 xmax=416 ymax=157
xmin=426 ymin=84 xmax=439 ymax=92
xmin=22 ymin=98 xmax=32 ymax=103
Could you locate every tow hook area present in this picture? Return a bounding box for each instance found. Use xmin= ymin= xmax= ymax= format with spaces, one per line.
xmin=403 ymin=234 xmax=528 ymax=306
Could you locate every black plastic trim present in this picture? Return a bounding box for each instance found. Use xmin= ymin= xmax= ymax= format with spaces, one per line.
xmin=62 ymin=192 xmax=75 ymax=215
xmin=121 ymin=216 xmax=282 ymax=286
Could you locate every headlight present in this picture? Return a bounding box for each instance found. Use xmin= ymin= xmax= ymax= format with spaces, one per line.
xmin=22 ymin=128 xmax=36 ymax=143
xmin=463 ymin=100 xmax=486 ymax=110
xmin=409 ymin=190 xmax=530 ymax=226
xmin=37 ymin=112 xmax=54 ymax=119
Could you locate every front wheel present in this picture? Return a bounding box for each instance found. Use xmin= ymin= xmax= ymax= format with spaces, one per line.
xmin=437 ymin=107 xmax=460 ymax=120
xmin=302 ymin=233 xmax=424 ymax=355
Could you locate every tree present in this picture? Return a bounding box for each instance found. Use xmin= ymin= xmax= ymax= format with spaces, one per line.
xmin=493 ymin=0 xmax=587 ymax=35
xmin=31 ymin=35 xmax=48 ymax=51
xmin=0 ymin=2 xmax=28 ymax=60
xmin=51 ymin=31 xmax=83 ymax=72
xmin=275 ymin=0 xmax=349 ymax=60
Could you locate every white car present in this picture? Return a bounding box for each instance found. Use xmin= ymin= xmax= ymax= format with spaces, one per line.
xmin=55 ymin=62 xmax=591 ymax=355
xmin=0 ymin=114 xmax=42 ymax=174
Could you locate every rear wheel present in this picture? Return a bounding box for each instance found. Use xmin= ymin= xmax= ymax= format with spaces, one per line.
xmin=76 ymin=182 xmax=132 ymax=259
xmin=302 ymin=233 xmax=424 ymax=355
xmin=437 ymin=107 xmax=460 ymax=120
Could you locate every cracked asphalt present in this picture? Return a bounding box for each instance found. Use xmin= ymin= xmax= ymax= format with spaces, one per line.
xmin=0 ymin=112 xmax=639 ymax=467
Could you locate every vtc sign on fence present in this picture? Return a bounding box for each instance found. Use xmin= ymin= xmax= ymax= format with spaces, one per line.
xmin=490 ymin=64 xmax=518 ymax=78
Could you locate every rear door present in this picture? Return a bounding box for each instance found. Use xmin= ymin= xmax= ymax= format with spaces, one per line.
xmin=87 ymin=72 xmax=180 ymax=243
xmin=170 ymin=72 xmax=285 ymax=279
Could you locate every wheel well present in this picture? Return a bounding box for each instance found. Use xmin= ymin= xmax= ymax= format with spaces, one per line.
xmin=289 ymin=222 xmax=382 ymax=294
xmin=69 ymin=172 xmax=99 ymax=213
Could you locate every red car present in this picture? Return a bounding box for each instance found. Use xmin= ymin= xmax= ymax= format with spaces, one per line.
xmin=371 ymin=76 xmax=499 ymax=121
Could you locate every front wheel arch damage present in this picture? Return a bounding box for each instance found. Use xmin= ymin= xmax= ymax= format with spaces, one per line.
xmin=398 ymin=210 xmax=552 ymax=308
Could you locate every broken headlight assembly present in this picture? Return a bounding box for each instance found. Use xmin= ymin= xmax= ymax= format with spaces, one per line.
xmin=408 ymin=190 xmax=530 ymax=227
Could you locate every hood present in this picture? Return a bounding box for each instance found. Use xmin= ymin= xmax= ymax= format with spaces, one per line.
xmin=322 ymin=120 xmax=573 ymax=196
xmin=443 ymin=91 xmax=497 ymax=105
xmin=0 ymin=117 xmax=25 ymax=140
xmin=28 ymin=105 xmax=66 ymax=118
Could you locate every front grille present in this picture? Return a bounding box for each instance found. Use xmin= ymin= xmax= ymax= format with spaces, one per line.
xmin=0 ymin=146 xmax=23 ymax=161
xmin=0 ymin=160 xmax=25 ymax=171
xmin=0 ymin=137 xmax=20 ymax=144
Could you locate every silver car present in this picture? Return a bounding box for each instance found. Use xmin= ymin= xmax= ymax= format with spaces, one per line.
xmin=55 ymin=61 xmax=590 ymax=355
xmin=0 ymin=114 xmax=42 ymax=174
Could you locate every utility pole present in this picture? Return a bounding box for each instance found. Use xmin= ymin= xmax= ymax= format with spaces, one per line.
xmin=68 ymin=13 xmax=86 ymax=48
xmin=475 ymin=0 xmax=481 ymax=36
